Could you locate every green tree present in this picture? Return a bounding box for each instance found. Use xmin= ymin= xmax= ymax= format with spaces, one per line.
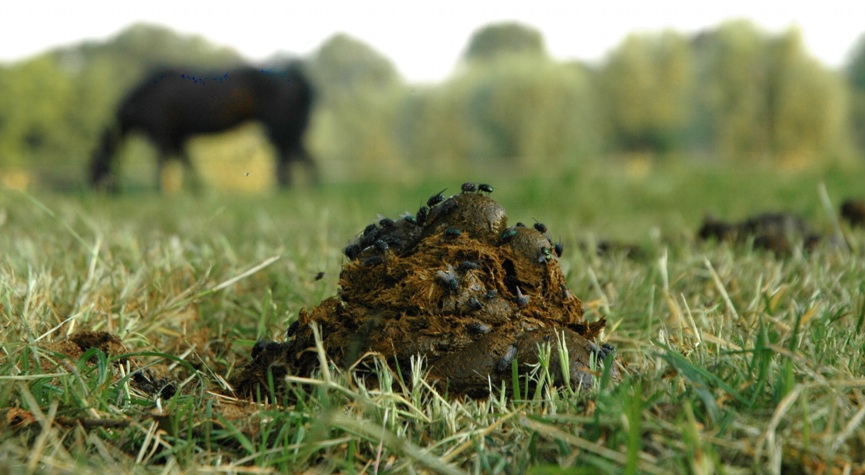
xmin=307 ymin=34 xmax=407 ymax=180
xmin=397 ymin=82 xmax=479 ymax=172
xmin=691 ymin=20 xmax=768 ymax=158
xmin=401 ymin=24 xmax=597 ymax=170
xmin=100 ymin=23 xmax=241 ymax=72
xmin=597 ymin=31 xmax=694 ymax=154
xmin=468 ymin=57 xmax=598 ymax=163
xmin=764 ymin=28 xmax=848 ymax=163
xmin=400 ymin=56 xmax=599 ymax=172
xmin=0 ymin=56 xmax=75 ymax=172
xmin=463 ymin=22 xmax=546 ymax=62
xmin=693 ymin=20 xmax=848 ymax=163
xmin=845 ymin=34 xmax=865 ymax=154
xmin=309 ymin=33 xmax=401 ymax=103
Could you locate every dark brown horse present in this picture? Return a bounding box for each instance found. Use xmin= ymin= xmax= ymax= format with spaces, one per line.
xmin=91 ymin=64 xmax=316 ymax=191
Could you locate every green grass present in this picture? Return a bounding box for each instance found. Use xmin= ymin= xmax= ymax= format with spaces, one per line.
xmin=2 ymin=160 xmax=865 ymax=473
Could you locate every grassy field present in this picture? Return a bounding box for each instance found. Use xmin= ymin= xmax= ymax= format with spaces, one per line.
xmin=1 ymin=160 xmax=865 ymax=474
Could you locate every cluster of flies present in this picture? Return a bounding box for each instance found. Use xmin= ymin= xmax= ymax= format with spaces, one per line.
xmin=341 ymin=220 xmax=399 ymax=267
xmin=342 ymin=182 xmax=493 ymax=266
xmin=340 ymin=181 xmax=568 ymax=332
xmin=336 ymin=182 xmax=596 ymax=376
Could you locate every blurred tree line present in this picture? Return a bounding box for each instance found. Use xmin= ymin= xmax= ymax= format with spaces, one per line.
xmin=1 ymin=20 xmax=864 ymax=187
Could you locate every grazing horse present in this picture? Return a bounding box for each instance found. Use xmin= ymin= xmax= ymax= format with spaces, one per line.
xmin=90 ymin=64 xmax=316 ymax=191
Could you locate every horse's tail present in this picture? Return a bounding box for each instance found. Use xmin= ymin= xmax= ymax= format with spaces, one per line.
xmin=276 ymin=62 xmax=315 ymax=125
xmin=90 ymin=123 xmax=122 ymax=191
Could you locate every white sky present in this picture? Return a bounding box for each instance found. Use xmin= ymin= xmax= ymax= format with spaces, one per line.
xmin=1 ymin=0 xmax=863 ymax=83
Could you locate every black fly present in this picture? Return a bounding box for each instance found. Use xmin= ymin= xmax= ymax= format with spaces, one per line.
xmin=438 ymin=198 xmax=458 ymax=215
xmin=363 ymin=255 xmax=384 ymax=267
xmin=591 ymin=342 xmax=617 ymax=361
xmin=467 ymin=322 xmax=491 ymax=334
xmin=252 ymin=339 xmax=277 ymax=359
xmin=461 ymin=182 xmax=478 ymax=193
xmin=515 ymin=286 xmax=529 ymax=307
xmin=538 ymin=246 xmax=553 ymax=263
xmin=363 ymin=223 xmax=379 ymax=238
xmin=417 ymin=206 xmax=429 ymax=226
xmin=343 ymin=243 xmax=361 ymax=260
xmin=374 ymin=239 xmax=389 ymax=252
xmin=497 ymin=345 xmax=518 ymax=373
xmin=286 ymin=320 xmax=299 ymax=337
xmin=381 ymin=235 xmax=402 ymax=247
xmin=436 ymin=265 xmax=459 ymax=293
xmin=427 ymin=189 xmax=447 ymax=207
xmin=457 ymin=260 xmax=480 ymax=273
xmin=554 ymin=241 xmax=564 ymax=257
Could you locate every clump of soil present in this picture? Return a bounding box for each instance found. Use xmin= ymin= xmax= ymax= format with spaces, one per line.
xmin=44 ymin=330 xmax=130 ymax=364
xmin=43 ymin=330 xmax=177 ymax=399
xmin=232 ymin=183 xmax=618 ymax=398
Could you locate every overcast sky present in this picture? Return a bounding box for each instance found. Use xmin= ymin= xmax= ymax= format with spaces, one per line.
xmin=2 ymin=0 xmax=863 ymax=83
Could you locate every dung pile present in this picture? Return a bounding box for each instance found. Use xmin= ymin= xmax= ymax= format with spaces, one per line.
xmin=698 ymin=212 xmax=823 ymax=254
xmin=232 ymin=183 xmax=618 ymax=398
xmin=842 ymin=199 xmax=865 ymax=228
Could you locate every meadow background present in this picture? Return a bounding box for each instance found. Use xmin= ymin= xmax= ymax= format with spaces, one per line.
xmin=2 ymin=20 xmax=865 ymax=189
xmin=1 ymin=20 xmax=865 ymax=473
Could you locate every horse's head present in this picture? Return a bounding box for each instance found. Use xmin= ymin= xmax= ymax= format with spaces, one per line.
xmin=90 ymin=158 xmax=119 ymax=193
xmin=90 ymin=129 xmax=121 ymax=192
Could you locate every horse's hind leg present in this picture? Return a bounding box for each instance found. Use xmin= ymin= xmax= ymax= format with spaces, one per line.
xmin=276 ymin=152 xmax=293 ymax=188
xmin=155 ymin=154 xmax=176 ymax=192
xmin=178 ymin=148 xmax=203 ymax=192
xmin=154 ymin=142 xmax=200 ymax=192
xmin=277 ymin=145 xmax=318 ymax=188
xmin=299 ymin=145 xmax=319 ymax=184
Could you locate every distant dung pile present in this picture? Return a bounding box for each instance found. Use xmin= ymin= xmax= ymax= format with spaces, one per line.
xmin=698 ymin=212 xmax=823 ymax=254
xmin=841 ymin=199 xmax=865 ymax=228
xmin=233 ymin=183 xmax=617 ymax=398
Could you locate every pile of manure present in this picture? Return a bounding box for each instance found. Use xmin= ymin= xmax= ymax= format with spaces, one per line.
xmin=232 ymin=182 xmax=618 ymax=398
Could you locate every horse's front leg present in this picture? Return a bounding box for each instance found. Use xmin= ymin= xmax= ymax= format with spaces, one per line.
xmin=276 ymin=146 xmax=318 ymax=188
xmin=155 ymin=155 xmax=167 ymax=191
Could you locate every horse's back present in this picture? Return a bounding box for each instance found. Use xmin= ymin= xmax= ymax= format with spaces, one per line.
xmin=117 ymin=66 xmax=312 ymax=134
